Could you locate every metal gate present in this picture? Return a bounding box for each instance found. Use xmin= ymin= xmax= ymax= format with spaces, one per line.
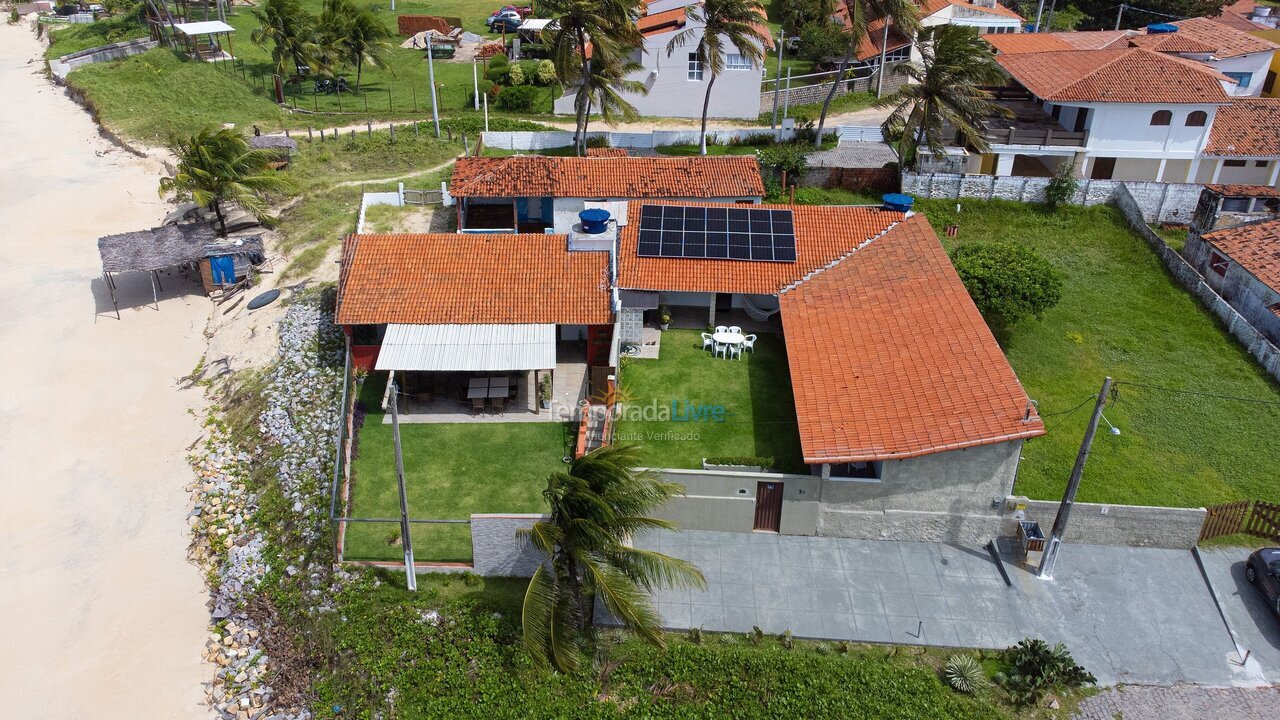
xmin=753 ymin=481 xmax=782 ymax=533
xmin=403 ymin=189 xmax=443 ymax=205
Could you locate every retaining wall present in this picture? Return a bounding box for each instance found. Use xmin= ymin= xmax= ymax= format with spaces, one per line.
xmin=49 ymin=38 xmax=157 ymax=79
xmin=1015 ymin=499 xmax=1206 ymax=549
xmin=901 ymin=172 xmax=1204 ymax=223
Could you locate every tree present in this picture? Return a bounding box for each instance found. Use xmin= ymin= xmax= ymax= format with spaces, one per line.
xmin=798 ymin=20 xmax=848 ymax=64
xmin=319 ymin=0 xmax=395 ymax=90
xmin=1069 ymin=0 xmax=1225 ymax=29
xmin=873 ymin=24 xmax=1011 ymax=169
xmin=812 ymin=0 xmax=919 ymax=149
xmin=666 ymin=0 xmax=770 ymax=155
xmin=575 ymin=44 xmax=648 ymax=149
xmin=250 ymin=0 xmax=318 ymax=78
xmin=949 ymin=241 xmax=1064 ymax=328
xmin=780 ymin=0 xmax=836 ymax=32
xmin=520 ymin=444 xmax=705 ymax=672
xmin=159 ymin=127 xmax=294 ymax=236
xmin=1017 ymin=1 xmax=1086 ymax=31
xmin=536 ymin=0 xmax=644 ymax=155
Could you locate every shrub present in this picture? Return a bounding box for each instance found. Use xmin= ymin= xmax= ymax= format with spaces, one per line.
xmin=517 ymin=59 xmax=540 ymax=83
xmin=494 ymin=84 xmax=538 ymax=111
xmin=485 ymin=65 xmax=510 ymax=84
xmin=943 ymin=654 xmax=985 ymax=694
xmin=487 ymin=51 xmax=508 ymax=67
xmin=536 ymin=59 xmax=557 ymax=85
xmin=994 ymin=638 xmax=1096 ymax=707
xmin=585 ymin=135 xmax=611 ymax=148
xmin=1045 ymin=160 xmax=1079 ymax=209
xmin=758 ymin=143 xmax=808 ymax=184
xmin=507 ymin=63 xmax=526 ymax=86
xmin=798 ymin=21 xmax=847 ymax=63
xmin=469 ymin=79 xmax=495 ymax=107
xmin=949 ymin=241 xmax=1064 ymax=327
xmin=704 ymin=455 xmax=775 ymax=469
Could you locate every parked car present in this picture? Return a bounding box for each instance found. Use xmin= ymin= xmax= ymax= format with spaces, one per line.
xmin=1245 ymin=548 xmax=1280 ymax=615
xmin=489 ymin=4 xmax=532 ymax=19
xmin=487 ymin=13 xmax=522 ymax=32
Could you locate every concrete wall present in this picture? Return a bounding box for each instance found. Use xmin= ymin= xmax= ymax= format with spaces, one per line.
xmin=469 ymin=513 xmax=546 ymax=577
xmin=481 ymin=127 xmax=787 ymax=151
xmin=653 ymin=468 xmax=821 ymax=535
xmin=1014 ymin=500 xmax=1207 ymax=549
xmin=1212 ymin=51 xmax=1275 ymax=96
xmin=49 ymin=37 xmax=158 ymax=79
xmin=901 ymin=172 xmax=1204 ymax=223
xmin=758 ymin=63 xmax=907 ymax=115
xmin=1083 ymin=103 xmax=1217 ymax=157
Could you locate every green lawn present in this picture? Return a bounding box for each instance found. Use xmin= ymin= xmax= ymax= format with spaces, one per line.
xmin=913 ymin=199 xmax=1280 ymax=508
xmin=44 ymin=13 xmax=149 ymax=58
xmin=345 ymin=376 xmax=569 ymax=562
xmin=615 ymin=329 xmax=805 ymax=473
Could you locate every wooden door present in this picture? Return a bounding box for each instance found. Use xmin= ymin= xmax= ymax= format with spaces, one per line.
xmin=753 ymin=481 xmax=783 ymax=532
xmin=1090 ymin=157 xmax=1116 ymax=180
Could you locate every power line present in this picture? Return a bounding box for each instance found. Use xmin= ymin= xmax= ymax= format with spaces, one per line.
xmin=1114 ymin=380 xmax=1280 ymax=409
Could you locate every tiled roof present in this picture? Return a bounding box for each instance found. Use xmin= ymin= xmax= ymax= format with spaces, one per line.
xmin=585 ymin=147 xmax=629 ymax=157
xmin=1058 ymin=29 xmax=1133 ymax=49
xmin=1205 ymin=97 xmax=1280 ymax=156
xmin=1165 ymin=16 xmax=1279 ymax=57
xmin=335 ymin=233 xmax=612 ymax=325
xmin=449 ymin=155 xmax=765 ymax=198
xmin=780 ymin=214 xmax=1044 ymax=463
xmin=921 ymin=0 xmax=1023 ymax=20
xmin=638 ymin=6 xmax=686 ymax=36
xmin=616 ymin=201 xmax=905 ymax=295
xmin=982 ymin=33 xmax=1076 ymax=54
xmin=1214 ymin=0 xmax=1266 ymax=32
xmin=1128 ymin=31 xmax=1219 ymax=54
xmin=995 ymin=47 xmax=1230 ymax=103
xmin=1203 ymin=218 xmax=1280 ymax=292
xmin=1205 ymin=183 xmax=1280 ymax=198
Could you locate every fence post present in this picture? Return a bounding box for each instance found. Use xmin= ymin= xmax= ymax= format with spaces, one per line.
xmin=388 ymin=86 xmax=393 ymax=113
xmin=308 ymin=126 xmax=313 ymax=141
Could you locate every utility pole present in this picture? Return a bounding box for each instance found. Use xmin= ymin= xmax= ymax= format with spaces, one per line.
xmin=1115 ymin=3 xmax=1126 ymax=30
xmin=1033 ymin=0 xmax=1047 ymax=31
xmin=473 ymin=60 xmax=480 ymax=111
xmin=770 ymin=29 xmax=785 ymax=130
xmin=783 ymin=67 xmax=792 ymax=120
xmin=483 ymin=90 xmax=490 ymax=132
xmin=426 ymin=32 xmax=441 ymax=138
xmin=389 ymin=381 xmax=417 ymax=591
xmin=875 ymin=19 xmax=890 ymax=98
xmin=1038 ymin=376 xmax=1113 ymax=580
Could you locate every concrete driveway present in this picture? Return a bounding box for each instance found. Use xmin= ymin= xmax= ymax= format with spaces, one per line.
xmin=1198 ymin=548 xmax=1280 ymax=681
xmin=638 ymin=530 xmax=1248 ymax=686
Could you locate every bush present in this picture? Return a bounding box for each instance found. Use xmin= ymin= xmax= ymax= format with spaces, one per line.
xmin=758 ymin=143 xmax=809 ymax=180
xmin=469 ymin=78 xmax=495 ymax=107
xmin=1045 ymin=160 xmax=1079 ymax=209
xmin=537 ymin=59 xmax=557 ymax=85
xmin=485 ymin=65 xmax=510 ymax=84
xmin=517 ymin=59 xmax=540 ymax=83
xmin=494 ymin=84 xmax=538 ymax=111
xmin=585 ymin=135 xmax=611 ymax=148
xmin=798 ymin=21 xmax=847 ymax=63
xmin=487 ymin=52 xmax=508 ymax=68
xmin=704 ymin=455 xmax=775 ymax=469
xmin=943 ymin=654 xmax=985 ymax=694
xmin=949 ymin=241 xmax=1063 ymax=327
xmin=994 ymin=639 xmax=1096 ymax=707
xmin=507 ymin=63 xmax=526 ymax=86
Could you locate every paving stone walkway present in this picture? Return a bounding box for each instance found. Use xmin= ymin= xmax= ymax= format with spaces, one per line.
xmin=1073 ymin=685 xmax=1280 ymax=719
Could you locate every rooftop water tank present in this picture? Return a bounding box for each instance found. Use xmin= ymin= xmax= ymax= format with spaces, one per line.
xmin=1146 ymin=22 xmax=1178 ymax=33
xmin=882 ymin=193 xmax=914 ymax=213
xmin=1255 ymin=6 xmax=1272 ymax=16
xmin=578 ymin=208 xmax=611 ymax=234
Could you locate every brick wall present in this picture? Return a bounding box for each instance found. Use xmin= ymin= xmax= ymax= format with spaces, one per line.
xmin=758 ymin=63 xmax=907 ymax=115
xmin=822 ymin=167 xmax=898 ymax=193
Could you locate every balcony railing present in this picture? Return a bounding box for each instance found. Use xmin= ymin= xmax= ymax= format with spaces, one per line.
xmin=984 ymin=126 xmax=1089 ymax=148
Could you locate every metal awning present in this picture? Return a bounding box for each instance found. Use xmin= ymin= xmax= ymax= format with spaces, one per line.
xmin=375 ymin=323 xmax=557 ymax=372
xmin=174 ymin=20 xmax=235 ymax=36
xmin=519 ymin=18 xmax=553 ymax=31
xmin=619 ymin=290 xmax=659 ymax=309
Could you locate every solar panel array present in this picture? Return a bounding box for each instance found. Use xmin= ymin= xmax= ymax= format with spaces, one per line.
xmin=636 ymin=205 xmax=797 ymax=262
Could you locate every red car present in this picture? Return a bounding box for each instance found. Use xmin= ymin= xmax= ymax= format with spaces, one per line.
xmin=489 ymin=5 xmax=532 ymax=19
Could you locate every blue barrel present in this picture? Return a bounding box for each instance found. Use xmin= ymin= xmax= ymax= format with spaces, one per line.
xmin=578 ymin=208 xmax=611 ymax=234
xmin=1146 ymin=22 xmax=1178 ymax=33
xmin=882 ymin=193 xmax=914 ymax=213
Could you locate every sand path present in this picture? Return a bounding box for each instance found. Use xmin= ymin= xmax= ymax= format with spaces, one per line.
xmin=0 ymin=23 xmax=211 ymax=720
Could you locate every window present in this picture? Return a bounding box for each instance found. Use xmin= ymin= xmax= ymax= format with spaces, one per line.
xmin=1224 ymin=71 xmax=1253 ymax=87
xmin=1186 ymin=110 xmax=1208 ymax=127
xmin=687 ymin=52 xmax=703 ymax=81
xmin=1150 ymin=110 xmax=1172 ymax=126
xmin=1266 ymin=70 xmax=1277 ymax=95
xmin=830 ymin=461 xmax=882 ymax=480
xmin=1209 ymin=251 xmax=1230 ymax=277
xmin=1221 ymin=196 xmax=1251 ymax=212
xmin=1050 ymin=104 xmax=1062 ymax=121
xmin=725 ymin=53 xmax=752 ymax=70
xmin=868 ymin=45 xmax=911 ymax=65
xmin=1256 ymin=160 xmax=1270 ymax=167
xmin=1224 ymin=159 xmax=1248 ymax=167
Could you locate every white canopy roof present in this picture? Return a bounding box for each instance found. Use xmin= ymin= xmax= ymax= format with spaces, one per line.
xmin=375 ymin=323 xmax=556 ymax=372
xmin=174 ymin=20 xmax=235 ymax=36
xmin=519 ymin=18 xmax=554 ymax=31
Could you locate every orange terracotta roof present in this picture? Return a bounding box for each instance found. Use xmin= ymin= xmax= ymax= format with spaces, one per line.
xmin=616 ymin=201 xmax=905 ymax=295
xmin=780 ymin=214 xmax=1044 ymax=463
xmin=1128 ymin=31 xmax=1219 ymax=54
xmin=449 ymin=155 xmax=765 ymax=198
xmin=1057 ymin=29 xmax=1132 ymax=49
xmin=920 ymin=0 xmax=1023 ymax=20
xmin=1205 ymin=97 xmax=1280 ymax=156
xmin=335 ymin=233 xmax=612 ymax=325
xmin=637 ymin=6 xmax=687 ymax=37
xmin=1203 ymin=218 xmax=1280 ymax=292
xmin=585 ymin=147 xmax=628 ymax=157
xmin=1164 ymin=16 xmax=1279 ymax=57
xmin=830 ymin=6 xmax=913 ymax=60
xmin=995 ymin=47 xmax=1230 ymax=103
xmin=983 ymin=33 xmax=1075 ymax=54
xmin=1205 ymin=183 xmax=1280 ymax=198
xmin=1213 ymin=0 xmax=1265 ymax=32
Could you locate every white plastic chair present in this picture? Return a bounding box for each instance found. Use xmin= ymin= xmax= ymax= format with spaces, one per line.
xmin=729 ymin=343 xmax=742 ymax=360
xmin=728 ymin=325 xmax=742 ymax=335
xmin=743 ymin=334 xmax=757 ymax=353
xmin=701 ymin=332 xmax=714 ymax=352
xmin=714 ymin=342 xmax=728 ymax=359
xmin=715 ymin=325 xmax=728 ymax=334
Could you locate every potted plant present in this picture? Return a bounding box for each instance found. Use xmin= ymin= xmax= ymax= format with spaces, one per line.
xmin=538 ymin=373 xmax=552 ymax=410
xmin=659 ymin=305 xmax=672 ymax=331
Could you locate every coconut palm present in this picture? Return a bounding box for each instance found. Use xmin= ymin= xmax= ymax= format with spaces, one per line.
xmin=159 ymin=127 xmax=295 ymax=236
xmin=874 ymin=24 xmax=1012 ymax=169
xmin=520 ymin=444 xmax=705 ymax=672
xmin=319 ymin=0 xmax=395 ymax=90
xmin=813 ymin=0 xmax=920 ymax=148
xmin=536 ymin=0 xmax=644 ymax=154
xmin=665 ymin=0 xmax=770 ymax=155
xmin=575 ymin=41 xmax=648 ymax=152
xmin=250 ymin=0 xmax=319 ymax=79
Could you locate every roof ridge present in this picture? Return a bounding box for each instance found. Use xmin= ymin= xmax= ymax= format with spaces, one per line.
xmin=779 ymin=214 xmax=904 ymax=294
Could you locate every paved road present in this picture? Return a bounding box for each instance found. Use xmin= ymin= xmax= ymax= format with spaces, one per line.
xmin=0 ymin=23 xmax=210 ymax=720
xmin=1074 ymin=685 xmax=1280 ymax=719
xmin=1199 ymin=547 xmax=1280 ymax=679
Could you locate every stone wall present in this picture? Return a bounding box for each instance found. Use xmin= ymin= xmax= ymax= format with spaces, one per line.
xmin=901 ymin=172 xmax=1203 ymax=223
xmin=1015 ymin=500 xmax=1206 ymax=549
xmin=619 ymin=308 xmax=644 ymax=345
xmin=1115 ymin=185 xmax=1280 ymax=383
xmin=469 ymin=513 xmax=546 ymax=577
xmin=758 ymin=63 xmax=907 ymax=115
xmin=481 ymin=127 xmax=794 ymax=151
xmin=49 ymin=38 xmax=158 ymax=79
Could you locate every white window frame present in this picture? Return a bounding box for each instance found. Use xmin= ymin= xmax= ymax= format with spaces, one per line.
xmin=725 ymin=53 xmax=752 ymax=70
xmin=687 ymin=52 xmax=703 ymax=81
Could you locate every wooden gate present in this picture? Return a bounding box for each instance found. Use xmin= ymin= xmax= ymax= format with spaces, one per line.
xmin=754 ymin=481 xmax=782 ymax=533
xmin=403 ymin=188 xmax=443 ymax=205
xmin=1246 ymin=502 xmax=1280 ymax=543
xmin=1199 ymin=500 xmax=1280 ymax=543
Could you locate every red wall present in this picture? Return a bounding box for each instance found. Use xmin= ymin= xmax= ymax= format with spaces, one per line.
xmin=352 ymin=345 xmax=380 ymax=372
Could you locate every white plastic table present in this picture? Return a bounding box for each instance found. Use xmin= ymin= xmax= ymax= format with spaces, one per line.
xmin=712 ymin=331 xmax=745 ymax=346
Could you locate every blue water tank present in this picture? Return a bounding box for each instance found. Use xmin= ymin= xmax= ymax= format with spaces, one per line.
xmin=578 ymin=208 xmax=611 ymax=234
xmin=882 ymin=193 xmax=914 ymax=213
xmin=1147 ymin=22 xmax=1178 ymax=33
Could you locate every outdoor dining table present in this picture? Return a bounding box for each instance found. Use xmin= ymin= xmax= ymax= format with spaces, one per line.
xmin=712 ymin=331 xmax=746 ymax=346
xmin=467 ymin=376 xmax=510 ymax=399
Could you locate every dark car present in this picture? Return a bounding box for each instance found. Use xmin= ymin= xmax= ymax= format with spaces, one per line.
xmin=1245 ymin=548 xmax=1280 ymax=615
xmin=487 ymin=14 xmax=522 ymax=32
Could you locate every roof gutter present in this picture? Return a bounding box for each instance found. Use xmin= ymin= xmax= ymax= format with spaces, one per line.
xmin=803 ymin=425 xmax=1047 ymax=465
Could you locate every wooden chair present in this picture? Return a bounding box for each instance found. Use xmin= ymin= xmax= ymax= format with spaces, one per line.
xmin=471 ymin=397 xmax=485 ymax=414
xmin=491 ymin=396 xmax=507 ymax=413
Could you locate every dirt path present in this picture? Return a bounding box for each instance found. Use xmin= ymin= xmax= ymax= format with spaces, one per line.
xmin=0 ymin=23 xmax=211 ymax=720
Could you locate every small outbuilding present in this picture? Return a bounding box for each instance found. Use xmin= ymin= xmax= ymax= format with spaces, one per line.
xmin=173 ymin=20 xmax=236 ymax=62
xmin=248 ymin=134 xmax=298 ymax=168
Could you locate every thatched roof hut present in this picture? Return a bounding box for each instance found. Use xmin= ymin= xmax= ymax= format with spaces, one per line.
xmin=248 ymin=135 xmax=298 ymax=154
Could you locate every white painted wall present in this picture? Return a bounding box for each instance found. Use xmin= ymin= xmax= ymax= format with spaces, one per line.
xmin=1078 ymin=103 xmax=1218 ymax=157
xmin=1209 ymin=50 xmax=1276 ymax=96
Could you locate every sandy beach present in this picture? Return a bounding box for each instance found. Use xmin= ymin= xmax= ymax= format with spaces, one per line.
xmin=0 ymin=23 xmax=211 ymax=720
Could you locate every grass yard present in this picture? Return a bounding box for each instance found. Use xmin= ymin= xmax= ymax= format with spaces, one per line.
xmin=44 ymin=13 xmax=149 ymax=58
xmin=913 ymin=199 xmax=1280 ymax=508
xmin=283 ymin=126 xmax=462 ymax=192
xmin=344 ymin=376 xmax=570 ymax=562
xmin=615 ymin=329 xmax=804 ymax=472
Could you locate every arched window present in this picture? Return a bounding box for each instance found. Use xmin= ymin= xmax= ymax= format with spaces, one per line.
xmin=1151 ymin=110 xmax=1172 ymax=126
xmin=1186 ymin=110 xmax=1208 ymax=127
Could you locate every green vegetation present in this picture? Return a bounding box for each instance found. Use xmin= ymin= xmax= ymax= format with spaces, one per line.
xmin=283 ymin=125 xmax=461 ymax=191
xmin=160 ymin=126 xmax=295 ymax=234
xmin=1153 ymin=224 xmax=1190 ymax=252
xmin=44 ymin=12 xmax=148 ymax=58
xmin=615 ymin=329 xmax=804 ymax=472
xmin=915 ymin=199 xmax=1280 ymax=508
xmin=275 ymin=187 xmax=361 ymax=280
xmin=344 ymin=375 xmax=569 ymax=562
xmin=762 ymin=90 xmax=876 ymax=124
xmin=950 ymin=241 xmax=1064 ymax=328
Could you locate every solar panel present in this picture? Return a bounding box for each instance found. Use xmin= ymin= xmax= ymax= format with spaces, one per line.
xmin=635 ymin=205 xmax=797 ymax=263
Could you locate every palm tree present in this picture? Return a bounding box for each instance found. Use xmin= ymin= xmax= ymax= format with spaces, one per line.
xmin=874 ymin=24 xmax=1012 ymax=169
xmin=665 ymin=0 xmax=770 ymax=155
xmin=536 ymin=0 xmax=644 ymax=154
xmin=520 ymin=444 xmax=705 ymax=672
xmin=813 ymin=0 xmax=919 ymax=149
xmin=319 ymin=0 xmax=395 ymax=90
xmin=574 ymin=41 xmax=647 ymax=153
xmin=250 ymin=0 xmax=318 ymax=79
xmin=159 ymin=128 xmax=295 ymax=236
